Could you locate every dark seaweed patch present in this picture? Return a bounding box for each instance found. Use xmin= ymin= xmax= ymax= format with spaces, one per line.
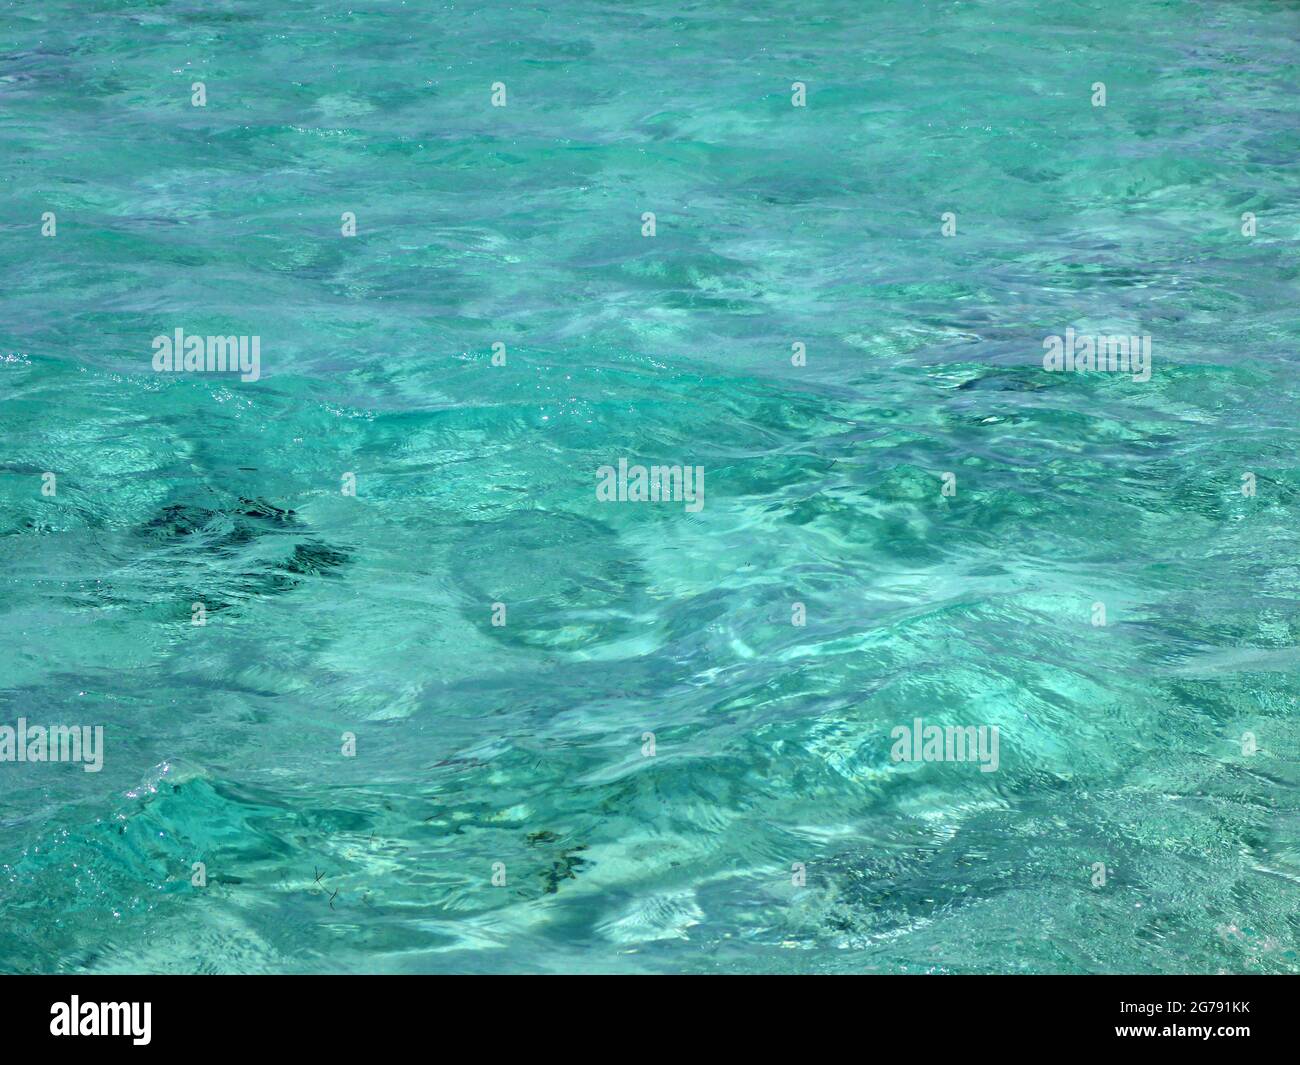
xmin=237 ymin=497 xmax=297 ymax=523
xmin=129 ymin=497 xmax=351 ymax=612
xmin=279 ymin=541 xmax=350 ymax=577
xmin=542 ymin=846 xmax=588 ymax=894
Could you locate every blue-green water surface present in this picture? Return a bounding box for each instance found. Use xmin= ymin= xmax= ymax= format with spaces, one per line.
xmin=1 ymin=0 xmax=1298 ymax=973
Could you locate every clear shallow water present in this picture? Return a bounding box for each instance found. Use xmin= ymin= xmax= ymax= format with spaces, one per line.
xmin=1 ymin=0 xmax=1298 ymax=974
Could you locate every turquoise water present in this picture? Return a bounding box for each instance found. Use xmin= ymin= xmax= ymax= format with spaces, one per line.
xmin=1 ymin=0 xmax=1298 ymax=974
